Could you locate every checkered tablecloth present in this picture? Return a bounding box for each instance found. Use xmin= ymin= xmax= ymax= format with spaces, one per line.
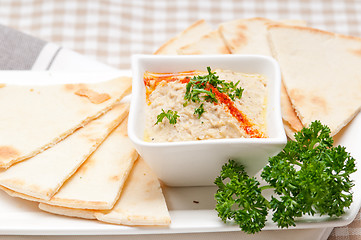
xmin=1 ymin=0 xmax=361 ymax=70
xmin=0 ymin=0 xmax=361 ymax=239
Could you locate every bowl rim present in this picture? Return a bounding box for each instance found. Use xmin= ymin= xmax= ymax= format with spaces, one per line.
xmin=128 ymin=54 xmax=287 ymax=148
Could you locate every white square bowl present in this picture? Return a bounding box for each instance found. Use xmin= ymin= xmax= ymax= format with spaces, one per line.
xmin=128 ymin=54 xmax=287 ymax=186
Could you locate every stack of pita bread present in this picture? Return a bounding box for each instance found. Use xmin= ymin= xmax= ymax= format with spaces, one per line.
xmin=155 ymin=18 xmax=361 ymax=139
xmin=0 ymin=76 xmax=171 ymax=226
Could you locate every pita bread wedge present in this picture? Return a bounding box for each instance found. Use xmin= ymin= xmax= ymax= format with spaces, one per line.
xmin=283 ymin=120 xmax=298 ymax=141
xmin=0 ymin=76 xmax=132 ymax=169
xmin=45 ymin=116 xmax=138 ymax=210
xmin=218 ymin=17 xmax=306 ymax=55
xmin=38 ymin=158 xmax=171 ymax=226
xmin=219 ymin=18 xmax=306 ymax=137
xmin=39 ymin=203 xmax=97 ymax=220
xmin=280 ymin=83 xmax=303 ymax=135
xmin=0 ymin=103 xmax=129 ymax=200
xmin=177 ymin=30 xmax=230 ymax=55
xmin=95 ymin=157 xmax=171 ymax=225
xmin=0 ymin=184 xmax=97 ymax=219
xmin=154 ymin=19 xmax=212 ymax=55
xmin=268 ymin=25 xmax=361 ymax=135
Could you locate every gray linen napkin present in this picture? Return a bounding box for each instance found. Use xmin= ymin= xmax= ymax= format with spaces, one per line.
xmin=0 ymin=24 xmax=46 ymax=70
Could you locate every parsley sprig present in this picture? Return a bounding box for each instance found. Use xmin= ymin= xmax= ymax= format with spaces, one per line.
xmin=155 ymin=67 xmax=244 ymax=124
xmin=184 ymin=67 xmax=244 ymax=117
xmin=155 ymin=109 xmax=179 ymax=125
xmin=215 ymin=121 xmax=356 ymax=234
xmin=194 ymin=103 xmax=205 ymax=119
xmin=215 ymin=160 xmax=269 ymax=233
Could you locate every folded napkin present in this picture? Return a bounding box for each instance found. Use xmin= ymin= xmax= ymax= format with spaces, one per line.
xmin=0 ymin=24 xmax=334 ymax=240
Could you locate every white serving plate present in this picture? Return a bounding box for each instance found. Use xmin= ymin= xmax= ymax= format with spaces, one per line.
xmin=0 ymin=71 xmax=360 ymax=235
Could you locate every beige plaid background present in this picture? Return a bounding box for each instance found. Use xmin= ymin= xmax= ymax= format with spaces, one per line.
xmin=0 ymin=0 xmax=361 ymax=239
xmin=1 ymin=0 xmax=361 ymax=70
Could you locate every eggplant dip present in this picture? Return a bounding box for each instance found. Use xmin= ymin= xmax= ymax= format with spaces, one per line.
xmin=144 ymin=67 xmax=268 ymax=142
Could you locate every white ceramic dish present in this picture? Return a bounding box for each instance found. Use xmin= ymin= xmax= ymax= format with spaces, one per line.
xmin=0 ymin=72 xmax=359 ymax=236
xmin=128 ymin=54 xmax=287 ymax=186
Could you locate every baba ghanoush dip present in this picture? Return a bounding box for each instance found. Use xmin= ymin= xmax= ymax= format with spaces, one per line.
xmin=144 ymin=67 xmax=268 ymax=142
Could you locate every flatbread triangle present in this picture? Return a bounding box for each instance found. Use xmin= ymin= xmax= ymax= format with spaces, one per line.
xmin=0 ymin=103 xmax=129 ymax=200
xmin=35 ymin=157 xmax=171 ymax=226
xmin=268 ymin=25 xmax=361 ymax=135
xmin=154 ymin=19 xmax=212 ymax=55
xmin=0 ymin=76 xmax=132 ymax=168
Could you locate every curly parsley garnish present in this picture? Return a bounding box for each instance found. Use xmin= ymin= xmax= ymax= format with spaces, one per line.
xmin=215 ymin=121 xmax=356 ymax=234
xmin=184 ymin=67 xmax=244 ymax=117
xmin=215 ymin=160 xmax=268 ymax=234
xmin=156 ymin=67 xmax=244 ymax=124
xmin=155 ymin=109 xmax=179 ymax=125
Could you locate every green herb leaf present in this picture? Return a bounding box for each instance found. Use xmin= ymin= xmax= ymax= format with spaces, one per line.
xmin=214 ymin=160 xmax=269 ymax=234
xmin=155 ymin=109 xmax=179 ymax=125
xmin=194 ymin=103 xmax=205 ymax=118
xmin=215 ymin=121 xmax=356 ymax=233
xmin=184 ymin=67 xmax=244 ymax=119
